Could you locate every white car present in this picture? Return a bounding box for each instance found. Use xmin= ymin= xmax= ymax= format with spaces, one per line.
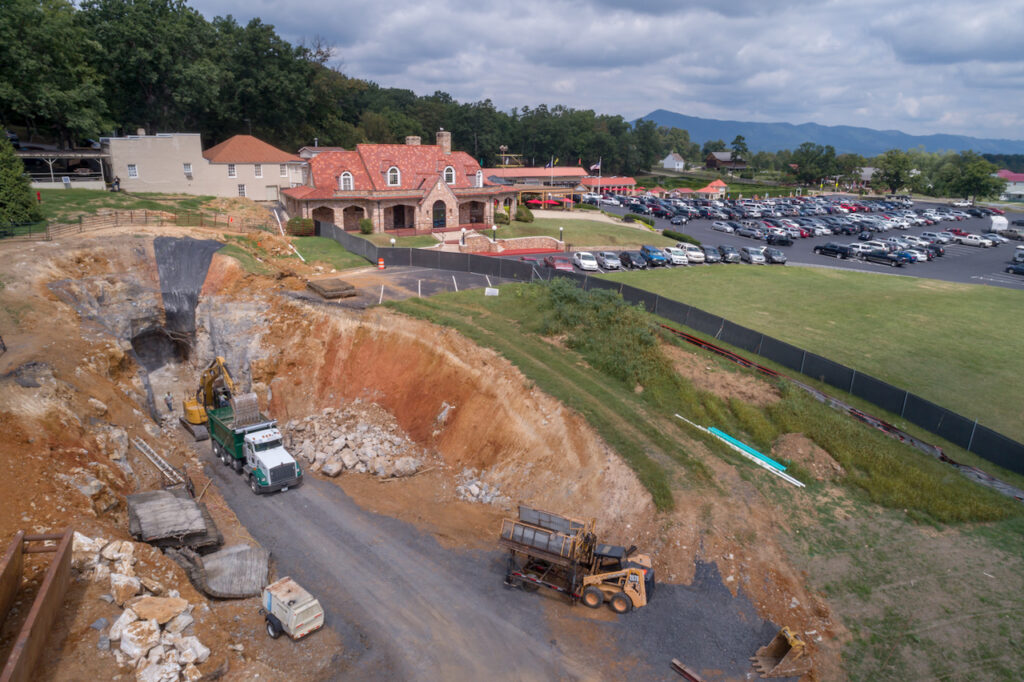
xmin=682 ymin=243 xmax=705 ymax=264
xmin=661 ymin=246 xmax=689 ymax=265
xmin=595 ymin=251 xmax=621 ymax=269
xmin=921 ymin=231 xmax=949 ymax=244
xmin=847 ymin=243 xmax=873 ymax=255
xmin=739 ymin=246 xmax=766 ymax=264
xmin=937 ymin=231 xmax=955 ymax=242
xmin=951 ymin=199 xmax=972 ymax=207
xmin=572 ymin=251 xmax=599 ymax=271
xmin=956 ymin=234 xmax=993 ymax=247
xmin=599 ymin=196 xmax=621 ymax=206
xmin=711 ymin=221 xmax=735 ymax=233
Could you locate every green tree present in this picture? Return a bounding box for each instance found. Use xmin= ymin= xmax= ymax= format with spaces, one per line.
xmin=701 ymin=139 xmax=726 ymax=157
xmin=872 ymin=149 xmax=913 ymax=193
xmin=836 ymin=153 xmax=865 ymax=189
xmin=0 ymin=0 xmax=108 ymax=146
xmin=938 ymin=151 xmax=1006 ymax=200
xmin=730 ymin=135 xmax=749 ymax=160
xmin=0 ymin=137 xmax=42 ymax=224
xmin=632 ymin=119 xmax=661 ymax=173
xmin=790 ymin=142 xmax=837 ymax=185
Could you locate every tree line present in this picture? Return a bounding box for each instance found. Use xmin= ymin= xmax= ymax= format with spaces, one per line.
xmin=0 ymin=0 xmax=1009 ymax=198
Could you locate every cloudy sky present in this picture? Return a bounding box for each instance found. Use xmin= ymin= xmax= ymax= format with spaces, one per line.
xmin=188 ymin=0 xmax=1024 ymax=141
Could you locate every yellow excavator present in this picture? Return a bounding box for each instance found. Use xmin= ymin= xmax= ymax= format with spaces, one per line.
xmin=180 ymin=357 xmax=235 ymax=441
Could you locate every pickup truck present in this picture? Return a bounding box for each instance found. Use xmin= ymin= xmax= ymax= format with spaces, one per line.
xmin=639 ymin=245 xmax=669 ymax=267
xmin=208 ymin=393 xmax=302 ymax=494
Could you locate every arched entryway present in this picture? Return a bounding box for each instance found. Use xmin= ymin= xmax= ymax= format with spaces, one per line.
xmin=459 ymin=201 xmax=485 ymax=225
xmin=311 ymin=206 xmax=335 ymax=226
xmin=432 ymin=200 xmax=447 ymax=229
xmin=385 ymin=204 xmax=416 ymax=230
xmin=342 ymin=205 xmax=366 ymax=232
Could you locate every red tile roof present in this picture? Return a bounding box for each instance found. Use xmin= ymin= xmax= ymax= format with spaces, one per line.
xmin=997 ymin=169 xmax=1024 ymax=182
xmin=580 ymin=176 xmax=636 ymax=188
xmin=202 ymin=135 xmax=302 ymax=163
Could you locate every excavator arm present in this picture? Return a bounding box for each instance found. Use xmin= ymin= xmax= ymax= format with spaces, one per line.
xmin=180 ymin=356 xmax=235 ymax=440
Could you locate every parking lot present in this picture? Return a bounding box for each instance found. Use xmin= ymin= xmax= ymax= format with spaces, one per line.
xmin=589 ymin=199 xmax=1024 ymax=290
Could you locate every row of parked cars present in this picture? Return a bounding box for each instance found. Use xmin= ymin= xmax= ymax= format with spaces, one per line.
xmin=545 ymin=242 xmax=789 ymax=272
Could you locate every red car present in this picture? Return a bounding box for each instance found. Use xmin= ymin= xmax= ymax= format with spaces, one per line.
xmin=543 ymin=255 xmax=574 ymax=272
xmin=989 ymin=207 xmax=1005 ymax=215
xmin=949 ymin=227 xmax=970 ymax=237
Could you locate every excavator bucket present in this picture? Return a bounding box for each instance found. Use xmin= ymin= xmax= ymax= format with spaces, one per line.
xmin=750 ymin=627 xmax=812 ymax=678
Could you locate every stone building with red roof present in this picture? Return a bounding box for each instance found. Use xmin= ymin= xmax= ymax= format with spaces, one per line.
xmin=282 ymin=131 xmax=519 ymax=234
xmin=102 ymin=132 xmax=306 ymax=199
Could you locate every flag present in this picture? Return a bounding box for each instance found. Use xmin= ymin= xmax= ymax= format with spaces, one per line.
xmin=544 ymin=156 xmax=553 ymax=168
xmin=554 ymin=157 xmax=559 ymax=166
xmin=577 ymin=157 xmax=581 ymax=165
xmin=590 ymin=161 xmax=601 ymax=171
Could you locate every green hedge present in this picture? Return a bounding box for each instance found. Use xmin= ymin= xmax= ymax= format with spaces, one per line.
xmin=663 ymin=229 xmax=701 ymax=246
xmin=359 ymin=218 xmax=374 ymax=234
xmin=494 ymin=211 xmax=510 ymax=224
xmin=624 ymin=213 xmax=654 ymax=227
xmin=286 ymin=217 xmax=315 ymax=236
xmin=515 ymin=205 xmax=535 ymax=223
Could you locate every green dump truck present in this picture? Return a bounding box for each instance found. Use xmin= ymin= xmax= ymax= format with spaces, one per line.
xmin=208 ymin=393 xmax=302 ymax=494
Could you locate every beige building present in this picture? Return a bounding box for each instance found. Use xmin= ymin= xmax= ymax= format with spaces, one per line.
xmin=102 ymin=132 xmax=307 ymax=200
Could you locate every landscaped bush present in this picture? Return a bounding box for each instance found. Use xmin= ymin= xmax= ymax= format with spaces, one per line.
xmin=286 ymin=217 xmax=314 ymax=236
xmin=663 ymin=229 xmax=701 ymax=246
xmin=358 ymin=218 xmax=374 ymax=234
xmin=575 ymin=202 xmax=599 ymax=211
xmin=514 ymin=205 xmax=534 ymax=223
xmin=494 ymin=211 xmax=509 ymax=224
xmin=624 ymin=213 xmax=654 ymax=228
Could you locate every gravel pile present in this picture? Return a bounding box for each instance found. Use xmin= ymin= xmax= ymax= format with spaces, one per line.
xmin=284 ymin=401 xmax=434 ymax=479
xmin=455 ymin=467 xmax=511 ymax=507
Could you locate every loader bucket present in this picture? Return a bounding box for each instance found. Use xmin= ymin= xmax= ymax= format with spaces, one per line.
xmin=750 ymin=627 xmax=812 ymax=678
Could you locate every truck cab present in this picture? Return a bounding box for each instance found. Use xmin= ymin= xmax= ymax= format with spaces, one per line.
xmin=243 ymin=428 xmax=302 ymax=494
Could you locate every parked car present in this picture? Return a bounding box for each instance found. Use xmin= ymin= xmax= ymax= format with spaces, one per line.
xmin=984 ymin=232 xmax=1010 ymax=245
xmin=717 ymin=244 xmax=741 ymax=263
xmin=640 ymin=244 xmax=669 ymax=267
xmin=763 ymin=247 xmax=787 ymax=265
xmin=543 ymin=255 xmax=574 ymax=271
xmin=955 ymin=233 xmax=993 ymax=247
xmin=847 ymin=243 xmax=873 ymax=256
xmin=702 ymin=246 xmax=722 ymax=263
xmin=861 ymin=250 xmax=903 ymax=267
xmin=661 ymin=246 xmax=689 ymax=266
xmin=599 ymin=196 xmax=621 ymax=206
xmin=813 ymin=242 xmax=854 ymax=259
xmin=765 ymin=233 xmax=793 ymax=246
xmin=571 ymin=251 xmax=599 ymax=271
xmin=669 ymin=215 xmax=688 ymax=226
xmin=739 ymin=246 xmax=766 ymax=264
xmin=618 ymin=251 xmax=648 ymax=269
xmin=1005 ymin=262 xmax=1024 ymax=276
xmin=736 ymin=225 xmax=765 ymax=239
xmin=923 ymin=243 xmax=945 ymax=257
xmin=711 ymin=221 xmax=735 ymax=233
xmin=682 ymin=243 xmax=705 ymax=264
xmin=595 ymin=252 xmax=621 ymax=269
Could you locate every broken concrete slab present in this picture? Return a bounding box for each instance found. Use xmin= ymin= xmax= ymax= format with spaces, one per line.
xmin=307 ymin=278 xmax=357 ymax=299
xmin=166 ymin=544 xmax=269 ymax=599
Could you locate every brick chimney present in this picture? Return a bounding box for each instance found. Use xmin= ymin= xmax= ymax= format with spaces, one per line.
xmin=436 ymin=129 xmax=451 ymax=155
xmin=405 ymin=135 xmax=421 ymax=146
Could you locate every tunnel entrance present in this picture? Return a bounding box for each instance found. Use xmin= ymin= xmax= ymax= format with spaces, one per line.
xmin=130 ymin=328 xmax=191 ymax=371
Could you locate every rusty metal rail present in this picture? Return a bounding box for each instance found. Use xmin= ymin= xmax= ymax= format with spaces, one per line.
xmin=0 ymin=528 xmax=73 ymax=682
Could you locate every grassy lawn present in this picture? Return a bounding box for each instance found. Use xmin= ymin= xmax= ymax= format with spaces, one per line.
xmin=363 ymin=233 xmax=439 ymax=248
xmin=293 ymin=237 xmax=371 ymax=270
xmin=497 ymin=217 xmax=675 ymax=248
xmin=38 ymin=188 xmax=214 ymax=222
xmin=602 ymin=266 xmax=1024 ymax=443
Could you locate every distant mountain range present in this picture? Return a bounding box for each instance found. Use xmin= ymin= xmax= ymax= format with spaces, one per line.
xmin=639 ymin=109 xmax=1024 ymax=156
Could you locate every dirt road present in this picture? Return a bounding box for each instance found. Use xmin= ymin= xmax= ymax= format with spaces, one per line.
xmin=205 ymin=459 xmax=591 ymax=680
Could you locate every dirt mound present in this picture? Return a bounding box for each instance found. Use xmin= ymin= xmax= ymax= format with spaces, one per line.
xmin=664 ymin=344 xmax=780 ymax=406
xmin=253 ymin=304 xmax=655 ymax=532
xmin=772 ymin=433 xmax=845 ymax=481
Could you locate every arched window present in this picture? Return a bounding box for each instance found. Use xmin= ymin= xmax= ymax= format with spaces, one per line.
xmin=444 ymin=166 xmax=456 ymax=185
xmin=339 ymin=172 xmax=353 ymax=191
xmin=387 ymin=166 xmax=401 ymax=186
xmin=475 ymin=170 xmax=483 ymax=188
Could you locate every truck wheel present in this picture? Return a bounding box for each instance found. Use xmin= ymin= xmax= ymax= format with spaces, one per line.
xmin=609 ymin=592 xmax=632 ymax=614
xmin=266 ymin=618 xmax=281 ymax=639
xmin=250 ymin=476 xmax=261 ymax=495
xmin=582 ymin=586 xmax=604 ymax=609
xmin=232 ymin=457 xmax=243 ymax=473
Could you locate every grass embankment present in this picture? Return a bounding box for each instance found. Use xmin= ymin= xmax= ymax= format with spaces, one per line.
xmin=392 ymin=279 xmax=1018 ymax=524
xmin=38 ymin=188 xmax=214 ymax=222
xmin=363 ymin=233 xmax=439 ymax=248
xmin=603 ymin=265 xmax=1024 ymax=444
xmin=293 ymin=236 xmax=371 ymax=270
xmin=496 ymin=218 xmax=676 ymax=248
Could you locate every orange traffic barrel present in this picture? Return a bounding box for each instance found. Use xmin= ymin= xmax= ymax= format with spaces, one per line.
xmin=377 ymin=257 xmax=385 ymax=270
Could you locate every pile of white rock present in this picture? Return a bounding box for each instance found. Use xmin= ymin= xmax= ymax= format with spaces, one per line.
xmin=72 ymin=532 xmax=209 ymax=682
xmin=455 ymin=468 xmax=511 ymax=508
xmin=284 ymin=404 xmax=431 ymax=480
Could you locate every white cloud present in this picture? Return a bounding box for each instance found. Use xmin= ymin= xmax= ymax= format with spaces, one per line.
xmin=187 ymin=0 xmax=1024 ymax=140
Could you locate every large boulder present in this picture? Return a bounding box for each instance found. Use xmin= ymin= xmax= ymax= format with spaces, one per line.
xmin=119 ymin=618 xmax=160 ymax=659
xmin=109 ymin=608 xmax=139 ymax=641
xmin=321 ymin=456 xmax=344 ymax=477
xmin=110 ymin=573 xmax=141 ymax=606
xmin=128 ymin=596 xmax=189 ymax=625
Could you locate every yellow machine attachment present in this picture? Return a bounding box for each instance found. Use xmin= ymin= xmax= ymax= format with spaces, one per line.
xmin=751 ymin=626 xmax=812 ymax=678
xmin=180 ymin=356 xmax=235 ymax=441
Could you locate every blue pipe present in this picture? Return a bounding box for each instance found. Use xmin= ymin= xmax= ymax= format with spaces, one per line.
xmin=708 ymin=427 xmax=787 ymax=471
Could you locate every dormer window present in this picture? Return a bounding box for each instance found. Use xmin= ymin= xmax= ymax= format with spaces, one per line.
xmin=387 ymin=166 xmax=400 ymax=186
xmin=475 ymin=170 xmax=483 ymax=188
xmin=444 ymin=166 xmax=456 ymax=185
xmin=339 ymin=171 xmax=353 ymax=190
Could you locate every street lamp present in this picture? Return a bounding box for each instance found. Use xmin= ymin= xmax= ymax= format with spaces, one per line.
xmin=389 ymin=238 xmax=396 ymax=247
xmin=559 ymin=226 xmax=564 ymax=242
xmin=491 ymin=225 xmax=497 ymax=242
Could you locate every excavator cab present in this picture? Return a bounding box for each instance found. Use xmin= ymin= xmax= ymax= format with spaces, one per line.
xmin=180 ymin=357 xmax=235 ymax=441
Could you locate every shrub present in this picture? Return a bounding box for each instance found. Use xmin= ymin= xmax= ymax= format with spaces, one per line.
xmin=663 ymin=229 xmax=701 ymax=246
xmin=624 ymin=213 xmax=654 ymax=228
xmin=494 ymin=211 xmax=510 ymax=224
xmin=358 ymin=218 xmax=374 ymax=234
xmin=575 ymin=202 xmax=599 ymax=211
xmin=515 ymin=205 xmax=534 ymax=223
xmin=739 ymin=170 xmax=755 ymax=180
xmin=286 ymin=217 xmax=315 ymax=236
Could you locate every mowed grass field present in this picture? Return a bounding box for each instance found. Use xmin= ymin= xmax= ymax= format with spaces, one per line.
xmin=602 ymin=265 xmax=1024 ymax=443
xmin=496 ymin=217 xmax=676 ymax=247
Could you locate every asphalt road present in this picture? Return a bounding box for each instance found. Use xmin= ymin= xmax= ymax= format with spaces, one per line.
xmin=204 ymin=453 xmax=792 ymax=681
xmin=595 ymin=201 xmax=1024 ymax=290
